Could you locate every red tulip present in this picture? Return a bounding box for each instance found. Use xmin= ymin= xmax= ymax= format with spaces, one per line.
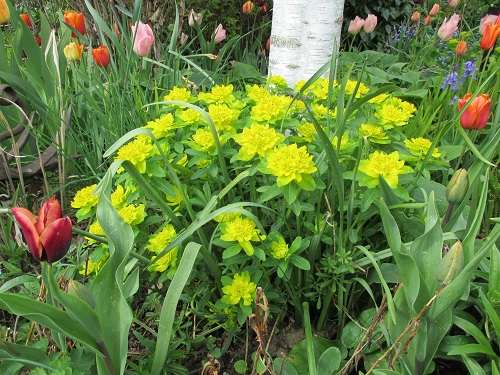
xmin=457 ymin=93 xmax=491 ymax=130
xmin=20 ymin=14 xmax=32 ymax=27
xmin=35 ymin=36 xmax=41 ymax=46
xmin=92 ymin=46 xmax=110 ymax=67
xmin=480 ymin=16 xmax=500 ymax=50
xmin=260 ymin=5 xmax=268 ymax=16
xmin=64 ymin=11 xmax=86 ymax=38
xmin=11 ymin=197 xmax=72 ymax=263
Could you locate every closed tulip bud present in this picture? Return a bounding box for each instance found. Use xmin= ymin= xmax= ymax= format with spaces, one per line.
xmin=455 ymin=40 xmax=467 ymax=56
xmin=68 ymin=279 xmax=96 ymax=308
xmin=266 ymin=38 xmax=270 ymax=50
xmin=458 ymin=93 xmax=491 ymax=130
xmin=258 ymin=0 xmax=266 ymax=5
xmin=448 ymin=0 xmax=459 ymax=7
xmin=363 ymin=14 xmax=378 ymax=33
xmin=188 ymin=9 xmax=203 ymax=27
xmin=424 ymin=15 xmax=433 ymax=25
xmin=260 ymin=4 xmax=268 ymax=16
xmin=92 ymin=45 xmax=110 ymax=67
xmin=11 ymin=197 xmax=73 ymax=263
xmin=64 ymin=11 xmax=86 ymax=38
xmin=446 ymin=169 xmax=468 ymax=205
xmin=243 ymin=0 xmax=254 ymax=14
xmin=0 ymin=0 xmax=10 ymax=24
xmin=437 ymin=13 xmax=460 ymax=41
xmin=20 ymin=14 xmax=32 ymax=27
xmin=131 ymin=21 xmax=154 ymax=57
xmin=64 ymin=42 xmax=84 ymax=61
xmin=348 ymin=16 xmax=365 ymax=35
xmin=429 ymin=4 xmax=440 ymax=17
xmin=437 ymin=241 xmax=464 ymax=285
xmin=480 ymin=17 xmax=500 ymax=50
xmin=411 ymin=11 xmax=421 ymax=23
xmin=214 ymin=23 xmax=226 ymax=43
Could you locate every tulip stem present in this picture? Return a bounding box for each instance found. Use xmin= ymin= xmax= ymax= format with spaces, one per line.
xmin=442 ymin=203 xmax=454 ymax=228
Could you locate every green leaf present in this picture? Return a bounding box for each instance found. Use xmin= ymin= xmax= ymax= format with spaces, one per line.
xmin=289 ymin=255 xmax=310 ymax=271
xmin=150 ymin=242 xmax=201 ymax=375
xmin=316 ymin=346 xmax=341 ymax=374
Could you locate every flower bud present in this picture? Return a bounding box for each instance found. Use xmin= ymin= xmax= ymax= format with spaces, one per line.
xmin=0 ymin=0 xmax=10 ymax=24
xmin=424 ymin=15 xmax=433 ymax=25
xmin=243 ymin=0 xmax=254 ymax=14
xmin=258 ymin=0 xmax=266 ymax=5
xmin=92 ymin=46 xmax=110 ymax=67
xmin=20 ymin=14 xmax=32 ymax=27
xmin=429 ymin=4 xmax=440 ymax=17
xmin=448 ymin=0 xmax=459 ymax=7
xmin=437 ymin=241 xmax=464 ymax=285
xmin=455 ymin=40 xmax=467 ymax=56
xmin=446 ymin=168 xmax=468 ymax=204
xmin=67 ymin=279 xmax=96 ymax=308
xmin=64 ymin=42 xmax=84 ymax=61
xmin=260 ymin=4 xmax=268 ymax=16
xmin=411 ymin=11 xmax=421 ymax=23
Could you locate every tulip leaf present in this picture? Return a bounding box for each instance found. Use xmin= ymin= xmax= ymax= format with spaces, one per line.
xmin=150 ymin=242 xmax=201 ymax=375
xmin=0 ymin=293 xmax=102 ymax=355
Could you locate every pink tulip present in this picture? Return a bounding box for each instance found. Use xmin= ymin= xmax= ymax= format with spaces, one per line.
xmin=363 ymin=14 xmax=378 ymax=33
xmin=188 ymin=9 xmax=203 ymax=27
xmin=429 ymin=4 xmax=440 ymax=17
xmin=480 ymin=14 xmax=499 ymax=35
xmin=437 ymin=13 xmax=460 ymax=41
xmin=131 ymin=21 xmax=154 ymax=57
xmin=348 ymin=16 xmax=365 ymax=35
xmin=214 ymin=23 xmax=226 ymax=43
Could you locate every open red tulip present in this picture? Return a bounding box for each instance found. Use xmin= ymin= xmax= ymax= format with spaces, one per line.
xmin=11 ymin=197 xmax=72 ymax=263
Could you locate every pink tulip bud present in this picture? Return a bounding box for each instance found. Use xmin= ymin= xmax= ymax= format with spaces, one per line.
xmin=131 ymin=21 xmax=154 ymax=57
xmin=188 ymin=9 xmax=203 ymax=27
xmin=214 ymin=23 xmax=226 ymax=43
xmin=411 ymin=11 xmax=421 ymax=23
xmin=429 ymin=4 xmax=440 ymax=17
xmin=363 ymin=14 xmax=377 ymax=33
xmin=348 ymin=16 xmax=365 ymax=35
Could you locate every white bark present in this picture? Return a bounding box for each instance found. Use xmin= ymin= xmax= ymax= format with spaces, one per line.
xmin=268 ymin=0 xmax=345 ymax=88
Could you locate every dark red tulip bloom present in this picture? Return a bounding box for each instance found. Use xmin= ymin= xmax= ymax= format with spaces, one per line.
xmin=11 ymin=197 xmax=72 ymax=263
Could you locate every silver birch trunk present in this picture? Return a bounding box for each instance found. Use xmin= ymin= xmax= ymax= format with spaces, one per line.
xmin=268 ymin=0 xmax=345 ymax=87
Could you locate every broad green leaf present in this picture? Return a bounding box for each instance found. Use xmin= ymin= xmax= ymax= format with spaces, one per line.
xmin=316 ymin=346 xmax=341 ymax=374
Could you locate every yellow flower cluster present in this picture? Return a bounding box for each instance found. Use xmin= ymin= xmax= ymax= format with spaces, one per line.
xmin=146 ymin=224 xmax=178 ymax=272
xmin=375 ymin=96 xmax=416 ymax=128
xmin=220 ymin=215 xmax=264 ymax=256
xmin=198 ymin=84 xmax=235 ymax=104
xmin=71 ymin=184 xmax=99 ymax=216
xmin=221 ymin=271 xmax=256 ymax=306
xmin=404 ymin=137 xmax=442 ymax=159
xmin=358 ymin=151 xmax=413 ymax=188
xmin=115 ymin=138 xmax=155 ymax=173
xmin=233 ymin=123 xmax=285 ymax=161
xmin=250 ymin=94 xmax=292 ymax=123
xmin=208 ymin=104 xmax=240 ymax=133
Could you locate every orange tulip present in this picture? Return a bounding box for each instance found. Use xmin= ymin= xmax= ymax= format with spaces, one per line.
xmin=20 ymin=14 xmax=32 ymax=27
xmin=480 ymin=17 xmax=500 ymax=50
xmin=92 ymin=45 xmax=110 ymax=67
xmin=457 ymin=93 xmax=491 ymax=130
xmin=429 ymin=4 xmax=440 ymax=16
xmin=11 ymin=197 xmax=73 ymax=263
xmin=243 ymin=0 xmax=254 ymax=14
xmin=64 ymin=11 xmax=85 ymax=38
xmin=455 ymin=40 xmax=467 ymax=56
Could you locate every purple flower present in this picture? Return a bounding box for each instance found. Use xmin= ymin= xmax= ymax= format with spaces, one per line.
xmin=463 ymin=60 xmax=477 ymax=78
xmin=441 ymin=71 xmax=460 ymax=91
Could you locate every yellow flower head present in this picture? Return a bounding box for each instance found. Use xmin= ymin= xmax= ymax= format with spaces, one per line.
xmin=297 ymin=122 xmax=317 ymax=142
xmin=294 ymin=80 xmax=308 ymax=92
xmin=164 ymin=86 xmax=194 ymax=103
xmin=404 ymin=137 xmax=441 ymax=159
xmin=271 ymin=236 xmax=289 ymax=260
xmin=148 ymin=249 xmax=178 ymax=273
xmin=358 ymin=151 xmax=413 ymax=189
xmin=198 ymin=84 xmax=235 ymax=104
xmin=267 ymin=75 xmax=287 ymax=87
xmin=86 ymin=221 xmax=105 ymax=245
xmin=71 ymin=184 xmax=99 ymax=216
xmin=221 ymin=271 xmax=256 ymax=306
xmin=233 ymin=123 xmax=285 ymax=161
xmin=80 ymin=250 xmax=109 ymax=275
xmin=264 ymin=144 xmax=317 ymax=188
xmin=178 ymin=108 xmax=202 ymax=124
xmin=246 ymin=84 xmax=271 ymax=102
xmin=311 ymin=78 xmax=334 ymax=101
xmin=144 ymin=113 xmax=177 ymax=139
xmin=118 ymin=204 xmax=145 ymax=226
xmin=189 ymin=127 xmax=223 ymax=153
xmin=146 ymin=224 xmax=177 ymax=254
xmin=359 ymin=124 xmax=390 ymax=144
xmin=220 ymin=216 xmax=264 ymax=256
xmin=115 ymin=138 xmax=155 ymax=173
xmin=166 ymin=186 xmax=186 ymax=210
xmin=250 ymin=94 xmax=292 ymax=123
xmin=110 ymin=185 xmax=128 ymax=209
xmin=368 ymin=93 xmax=388 ymax=104
xmin=208 ymin=104 xmax=240 ymax=133
xmin=311 ymin=103 xmax=336 ymax=119
xmin=344 ymin=80 xmax=370 ymax=98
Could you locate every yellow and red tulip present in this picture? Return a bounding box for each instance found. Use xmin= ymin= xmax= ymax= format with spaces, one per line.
xmin=11 ymin=197 xmax=73 ymax=263
xmin=92 ymin=45 xmax=110 ymax=67
xmin=64 ymin=11 xmax=86 ymax=38
xmin=457 ymin=93 xmax=491 ymax=130
xmin=64 ymin=42 xmax=84 ymax=61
